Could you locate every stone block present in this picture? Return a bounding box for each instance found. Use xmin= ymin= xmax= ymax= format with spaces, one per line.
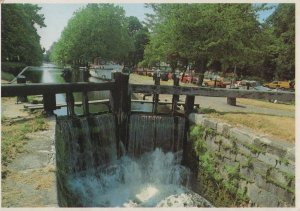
xmin=255 ymin=136 xmax=272 ymax=146
xmin=255 ymin=174 xmax=269 ymax=190
xmin=257 ymin=153 xmax=278 ymax=167
xmin=220 ymin=137 xmax=234 ymax=149
xmin=189 ymin=113 xmax=206 ymax=125
xmin=220 ymin=149 xmax=236 ymax=160
xmin=278 ymin=200 xmax=291 ymax=207
xmin=235 ymin=153 xmax=249 ymax=167
xmin=229 ymin=127 xmax=257 ymax=145
xmin=265 ymin=140 xmax=288 ymax=157
xmin=205 ymin=139 xmax=220 ymax=152
xmin=267 ymin=182 xmax=295 ymax=205
xmin=214 ymin=135 xmax=222 ymax=144
xmin=252 ymin=159 xmax=269 ymax=176
xmin=236 ymin=142 xmax=257 ymax=158
xmin=275 ymin=162 xmax=295 ymax=175
xmin=269 ymin=168 xmax=293 ymax=187
xmin=216 ymin=122 xmax=232 ymax=136
xmin=256 ymin=190 xmax=279 ymax=207
xmin=289 ymin=179 xmax=295 ymax=189
xmin=285 ymin=147 xmax=295 ymax=162
xmin=240 ymin=167 xmax=255 ymax=183
xmin=223 ymin=158 xmax=239 ymax=168
xmin=203 ymin=118 xmax=218 ymax=130
xmin=246 ymin=183 xmax=260 ymax=203
xmin=247 ymin=183 xmax=279 ymax=207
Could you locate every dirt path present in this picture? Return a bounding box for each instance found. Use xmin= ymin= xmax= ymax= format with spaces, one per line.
xmin=1 ymin=95 xmax=58 ymax=207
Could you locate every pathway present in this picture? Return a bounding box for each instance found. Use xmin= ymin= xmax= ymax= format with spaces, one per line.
xmin=1 ymin=97 xmax=58 ymax=207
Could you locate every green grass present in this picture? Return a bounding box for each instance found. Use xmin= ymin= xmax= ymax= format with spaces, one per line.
xmin=208 ymin=113 xmax=295 ymax=144
xmin=1 ymin=71 xmax=15 ymax=82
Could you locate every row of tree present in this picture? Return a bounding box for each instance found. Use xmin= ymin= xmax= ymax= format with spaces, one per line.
xmin=141 ymin=3 xmax=295 ymax=83
xmin=50 ymin=3 xmax=294 ymax=82
xmin=2 ymin=3 xmax=293 ymax=82
xmin=50 ymin=4 xmax=149 ymax=67
xmin=1 ymin=4 xmax=46 ymax=66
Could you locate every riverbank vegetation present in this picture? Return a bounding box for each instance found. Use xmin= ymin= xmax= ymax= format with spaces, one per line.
xmin=1 ymin=4 xmax=46 ymax=71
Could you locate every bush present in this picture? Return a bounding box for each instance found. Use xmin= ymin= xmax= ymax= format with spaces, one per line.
xmin=1 ymin=71 xmax=15 ymax=81
xmin=1 ymin=62 xmax=27 ymax=76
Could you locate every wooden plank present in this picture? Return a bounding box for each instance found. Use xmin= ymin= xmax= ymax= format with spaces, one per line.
xmin=1 ymin=82 xmax=115 ymax=97
xmin=66 ymin=92 xmax=75 ymax=116
xmin=24 ymin=99 xmax=110 ymax=110
xmin=43 ymin=93 xmax=56 ymax=114
xmin=153 ymin=73 xmax=160 ymax=114
xmin=81 ymin=70 xmax=90 ymax=115
xmin=130 ymin=84 xmax=295 ymax=102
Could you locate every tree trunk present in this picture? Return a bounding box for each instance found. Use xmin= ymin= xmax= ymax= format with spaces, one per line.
xmin=195 ymin=58 xmax=207 ymax=86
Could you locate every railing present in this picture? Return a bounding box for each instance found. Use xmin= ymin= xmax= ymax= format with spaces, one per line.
xmin=129 ymin=84 xmax=295 ymax=102
xmin=2 ymin=72 xmax=295 ymax=115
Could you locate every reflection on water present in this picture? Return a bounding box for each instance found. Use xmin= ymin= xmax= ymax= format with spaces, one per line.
xmin=23 ymin=63 xmax=153 ymax=116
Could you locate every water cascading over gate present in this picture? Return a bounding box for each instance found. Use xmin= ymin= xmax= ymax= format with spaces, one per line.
xmin=128 ymin=114 xmax=185 ymax=156
xmin=55 ymin=112 xmax=212 ymax=207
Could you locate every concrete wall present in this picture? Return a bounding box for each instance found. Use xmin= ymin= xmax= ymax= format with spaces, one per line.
xmin=189 ymin=113 xmax=295 ymax=207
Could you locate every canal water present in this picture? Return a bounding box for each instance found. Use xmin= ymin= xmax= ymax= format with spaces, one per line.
xmin=23 ymin=63 xmax=152 ymax=115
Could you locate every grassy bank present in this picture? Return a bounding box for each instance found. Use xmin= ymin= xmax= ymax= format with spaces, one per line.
xmin=1 ymin=72 xmax=15 ymax=82
xmin=237 ymin=98 xmax=295 ymax=111
xmin=207 ymin=113 xmax=294 ymax=144
xmin=1 ymin=115 xmax=48 ymax=177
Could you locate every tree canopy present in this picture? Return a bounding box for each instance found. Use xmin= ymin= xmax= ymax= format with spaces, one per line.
xmin=265 ymin=4 xmax=295 ymax=80
xmin=51 ymin=4 xmax=135 ymax=66
xmin=142 ymin=3 xmax=295 ymax=82
xmin=1 ymin=4 xmax=46 ymax=66
xmin=125 ymin=16 xmax=149 ymax=68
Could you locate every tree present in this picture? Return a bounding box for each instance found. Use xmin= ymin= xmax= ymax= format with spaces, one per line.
xmin=143 ymin=4 xmax=265 ymax=85
xmin=51 ymin=4 xmax=134 ymax=66
xmin=44 ymin=42 xmax=57 ymax=62
xmin=125 ymin=16 xmax=149 ymax=67
xmin=1 ymin=4 xmax=46 ymax=66
xmin=266 ymin=4 xmax=295 ymax=80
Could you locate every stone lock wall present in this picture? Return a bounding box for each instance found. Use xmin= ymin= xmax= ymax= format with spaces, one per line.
xmin=188 ymin=113 xmax=295 ymax=207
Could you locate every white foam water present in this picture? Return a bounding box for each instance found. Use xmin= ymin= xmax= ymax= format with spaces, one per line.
xmin=68 ymin=148 xmax=212 ymax=207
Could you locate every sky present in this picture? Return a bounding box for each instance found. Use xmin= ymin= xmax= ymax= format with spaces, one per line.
xmin=37 ymin=3 xmax=276 ymax=51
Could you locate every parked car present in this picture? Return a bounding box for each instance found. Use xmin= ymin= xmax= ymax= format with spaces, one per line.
xmin=192 ymin=76 xmax=199 ymax=84
xmin=160 ymin=69 xmax=170 ymax=81
xmin=181 ymin=73 xmax=192 ymax=83
xmin=203 ymin=78 xmax=227 ymax=88
xmin=263 ymin=81 xmax=292 ymax=90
